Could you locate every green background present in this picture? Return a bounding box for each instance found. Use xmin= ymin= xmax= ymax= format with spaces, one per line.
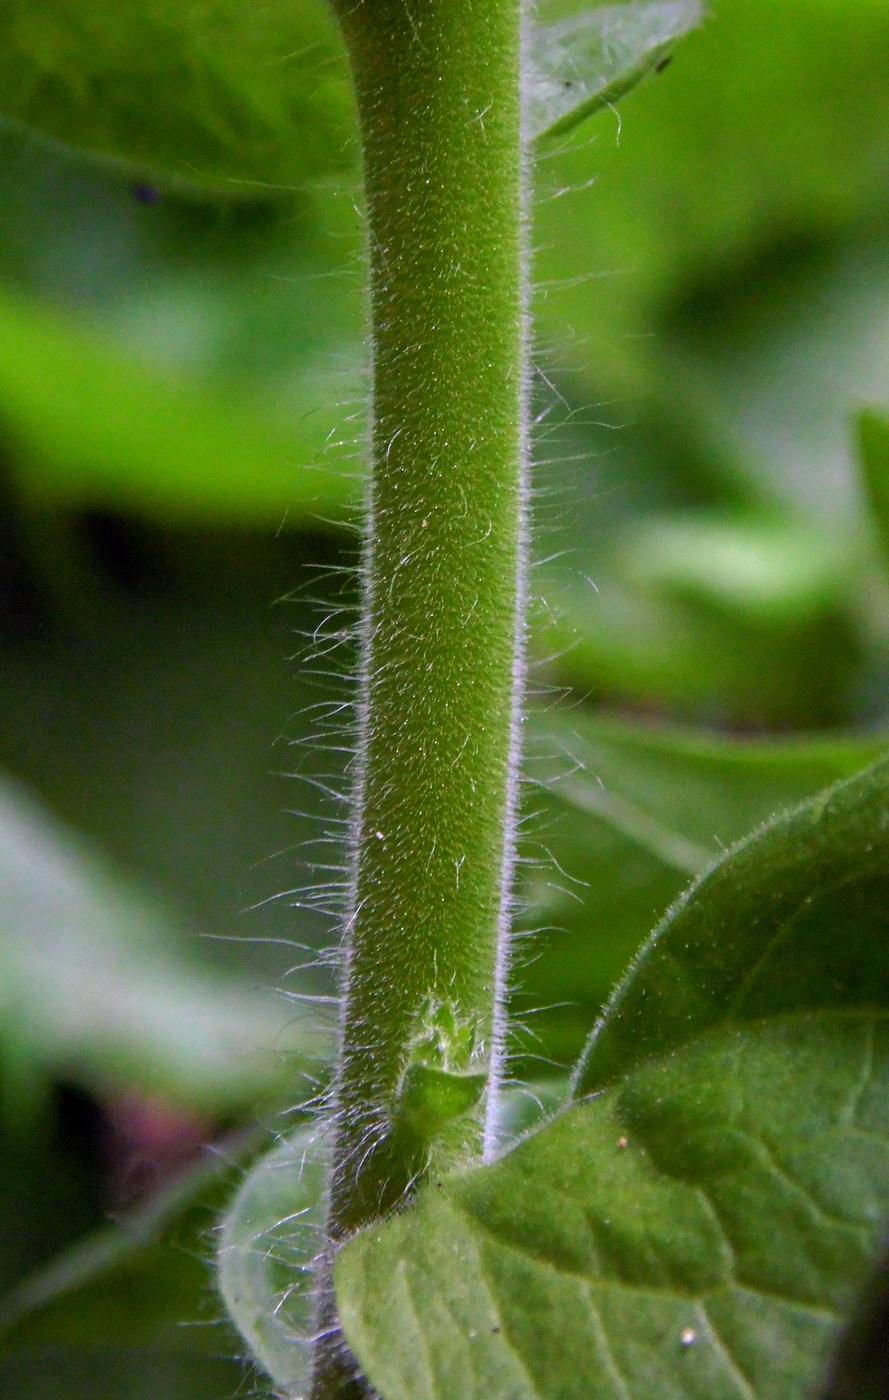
xmin=1 ymin=0 xmax=889 ymax=1394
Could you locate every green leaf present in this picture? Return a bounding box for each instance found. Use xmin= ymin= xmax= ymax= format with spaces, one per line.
xmin=514 ymin=711 xmax=887 ymax=1068
xmin=336 ymin=756 xmax=889 ymax=1400
xmin=615 ymin=513 xmax=855 ymax=625
xmin=859 ymin=408 xmax=889 ymax=571
xmin=0 ymin=772 xmax=328 ymax=1111
xmin=217 ymin=1123 xmax=330 ymax=1398
xmin=573 ymin=750 xmax=889 ymax=1095
xmin=663 ymin=236 xmax=889 ymax=529
xmin=0 ymin=286 xmax=356 ymax=525
xmin=217 ymin=1084 xmax=566 ymax=1398
xmin=0 ymin=0 xmax=353 ymax=196
xmin=528 ymin=1 xmax=704 ymax=143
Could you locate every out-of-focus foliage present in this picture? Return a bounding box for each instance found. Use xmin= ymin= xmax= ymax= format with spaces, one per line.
xmin=0 ymin=1129 xmax=266 ymax=1397
xmin=1 ymin=0 xmax=889 ymax=1393
xmin=0 ymin=771 xmax=327 ymax=1110
xmin=860 ymin=408 xmax=889 ymax=571
xmin=0 ymin=285 xmax=354 ymax=524
xmin=514 ymin=714 xmax=888 ymax=1066
xmin=0 ymin=0 xmax=353 ymax=194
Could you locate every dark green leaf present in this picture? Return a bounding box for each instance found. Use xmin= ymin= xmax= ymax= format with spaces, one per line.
xmin=0 ymin=0 xmax=353 ymax=196
xmin=574 ymin=751 xmax=889 ymax=1095
xmin=0 ymin=1351 xmax=248 ymax=1400
xmin=859 ymin=409 xmax=889 ymax=572
xmin=529 ymin=1 xmax=703 ymax=142
xmin=336 ymin=757 xmax=889 ymax=1400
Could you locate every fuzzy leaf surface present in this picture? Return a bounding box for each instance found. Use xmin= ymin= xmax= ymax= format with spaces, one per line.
xmin=528 ymin=0 xmax=703 ymax=142
xmin=336 ymin=757 xmax=889 ymax=1400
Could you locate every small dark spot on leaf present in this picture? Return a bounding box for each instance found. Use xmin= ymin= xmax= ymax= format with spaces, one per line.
xmin=491 ymin=1325 xmax=501 ymax=1334
xmin=654 ymin=55 xmax=673 ymax=74
xmin=131 ymin=182 xmax=161 ymax=205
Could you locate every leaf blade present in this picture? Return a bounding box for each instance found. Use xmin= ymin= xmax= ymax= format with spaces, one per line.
xmin=574 ymin=753 xmax=889 ymax=1097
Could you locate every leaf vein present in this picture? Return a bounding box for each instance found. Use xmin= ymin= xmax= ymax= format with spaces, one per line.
xmin=695 ymin=1301 xmax=758 ymax=1400
xmin=580 ymin=1283 xmax=634 ymax=1400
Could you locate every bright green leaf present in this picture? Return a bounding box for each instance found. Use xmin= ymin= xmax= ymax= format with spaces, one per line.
xmin=617 ymin=513 xmax=855 ymax=625
xmin=529 ymin=1 xmax=704 ymax=142
xmin=0 ymin=286 xmax=356 ymax=525
xmin=0 ymin=0 xmax=353 ymax=196
xmin=394 ymin=1066 xmax=487 ymax=1143
xmin=336 ymin=756 xmax=889 ymax=1400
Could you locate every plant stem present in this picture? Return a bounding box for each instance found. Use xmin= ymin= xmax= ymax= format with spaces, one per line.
xmin=313 ymin=0 xmax=528 ymax=1388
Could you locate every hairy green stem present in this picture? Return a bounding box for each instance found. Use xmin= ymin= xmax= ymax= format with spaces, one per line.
xmin=313 ymin=0 xmax=529 ymax=1390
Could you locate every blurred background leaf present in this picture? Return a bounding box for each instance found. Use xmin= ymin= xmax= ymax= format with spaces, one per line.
xmin=0 ymin=0 xmax=354 ymax=195
xmin=0 ymin=1132 xmax=274 ymax=1398
xmin=859 ymin=408 xmax=889 ymax=573
xmin=0 ymin=771 xmax=328 ymax=1111
xmin=513 ymin=713 xmax=888 ymax=1067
